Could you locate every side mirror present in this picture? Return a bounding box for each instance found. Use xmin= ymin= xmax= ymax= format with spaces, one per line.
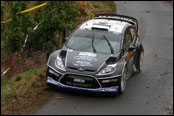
xmin=65 ymin=37 xmax=69 ymax=41
xmin=128 ymin=45 xmax=136 ymax=52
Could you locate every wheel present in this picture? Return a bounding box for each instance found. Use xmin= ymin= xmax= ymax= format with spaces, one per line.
xmin=135 ymin=44 xmax=144 ymax=72
xmin=118 ymin=66 xmax=128 ymax=94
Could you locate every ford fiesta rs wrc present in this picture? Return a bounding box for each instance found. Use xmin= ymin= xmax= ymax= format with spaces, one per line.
xmin=46 ymin=14 xmax=144 ymax=95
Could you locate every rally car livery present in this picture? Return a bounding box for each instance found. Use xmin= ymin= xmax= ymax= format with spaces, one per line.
xmin=46 ymin=14 xmax=144 ymax=94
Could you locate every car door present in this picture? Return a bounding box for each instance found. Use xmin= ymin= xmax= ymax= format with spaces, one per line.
xmin=123 ymin=27 xmax=136 ymax=75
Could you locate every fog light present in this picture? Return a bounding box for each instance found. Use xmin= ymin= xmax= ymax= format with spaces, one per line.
xmin=102 ymin=78 xmax=118 ymax=83
xmin=49 ymin=70 xmax=54 ymax=74
xmin=49 ymin=70 xmax=60 ymax=77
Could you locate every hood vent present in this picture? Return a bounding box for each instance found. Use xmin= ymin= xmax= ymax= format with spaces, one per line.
xmin=105 ymin=57 xmax=117 ymax=65
xmin=59 ymin=50 xmax=67 ymax=58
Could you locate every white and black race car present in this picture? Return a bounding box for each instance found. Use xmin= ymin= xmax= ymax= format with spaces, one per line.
xmin=46 ymin=14 xmax=144 ymax=95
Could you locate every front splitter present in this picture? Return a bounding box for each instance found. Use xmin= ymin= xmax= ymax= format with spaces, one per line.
xmin=47 ymin=77 xmax=119 ymax=93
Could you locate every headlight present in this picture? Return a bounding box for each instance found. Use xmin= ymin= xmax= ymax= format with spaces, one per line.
xmin=55 ymin=56 xmax=66 ymax=71
xmin=97 ymin=63 xmax=117 ymax=75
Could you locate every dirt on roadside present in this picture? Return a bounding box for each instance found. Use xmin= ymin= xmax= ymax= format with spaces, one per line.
xmin=1 ymin=87 xmax=56 ymax=115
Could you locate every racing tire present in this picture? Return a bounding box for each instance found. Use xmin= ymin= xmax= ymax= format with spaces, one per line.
xmin=135 ymin=44 xmax=144 ymax=72
xmin=118 ymin=65 xmax=128 ymax=94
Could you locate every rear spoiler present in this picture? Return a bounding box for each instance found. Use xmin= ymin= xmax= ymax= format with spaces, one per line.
xmin=94 ymin=14 xmax=138 ymax=32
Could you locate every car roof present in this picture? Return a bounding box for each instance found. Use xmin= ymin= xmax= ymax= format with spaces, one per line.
xmin=79 ymin=18 xmax=130 ymax=34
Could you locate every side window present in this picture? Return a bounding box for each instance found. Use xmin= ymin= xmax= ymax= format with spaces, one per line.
xmin=129 ymin=27 xmax=136 ymax=41
xmin=123 ymin=28 xmax=132 ymax=53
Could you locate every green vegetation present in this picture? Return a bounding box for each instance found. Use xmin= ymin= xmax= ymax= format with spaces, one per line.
xmin=1 ymin=65 xmax=47 ymax=99
xmin=1 ymin=1 xmax=80 ymax=57
xmin=170 ymin=1 xmax=173 ymax=4
xmin=92 ymin=2 xmax=101 ymax=8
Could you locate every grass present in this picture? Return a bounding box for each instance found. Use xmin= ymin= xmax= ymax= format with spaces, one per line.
xmin=1 ymin=64 xmax=57 ymax=115
xmin=1 ymin=64 xmax=47 ymax=100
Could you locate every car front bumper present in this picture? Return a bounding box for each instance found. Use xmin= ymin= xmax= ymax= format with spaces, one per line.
xmin=47 ymin=76 xmax=119 ymax=93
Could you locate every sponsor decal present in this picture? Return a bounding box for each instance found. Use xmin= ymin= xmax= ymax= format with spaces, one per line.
xmin=99 ymin=20 xmax=109 ymax=24
xmin=74 ymin=56 xmax=97 ymax=61
xmin=125 ymin=51 xmax=133 ymax=61
xmin=74 ymin=78 xmax=85 ymax=83
xmin=79 ymin=52 xmax=97 ymax=57
xmin=93 ymin=22 xmax=111 ymax=28
xmin=73 ymin=53 xmax=97 ymax=67
xmin=74 ymin=60 xmax=93 ymax=67
xmin=78 ymin=67 xmax=85 ymax=72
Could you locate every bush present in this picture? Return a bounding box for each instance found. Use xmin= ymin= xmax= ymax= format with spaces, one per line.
xmin=92 ymin=2 xmax=101 ymax=8
xmin=1 ymin=1 xmax=80 ymax=57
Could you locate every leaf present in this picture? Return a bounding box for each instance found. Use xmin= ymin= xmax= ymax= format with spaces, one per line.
xmin=12 ymin=99 xmax=16 ymax=102
xmin=154 ymin=54 xmax=158 ymax=58
xmin=56 ymin=96 xmax=62 ymax=100
xmin=165 ymin=69 xmax=169 ymax=73
xmin=169 ymin=111 xmax=173 ymax=115
xmin=51 ymin=101 xmax=56 ymax=105
xmin=160 ymin=69 xmax=169 ymax=76
xmin=146 ymin=86 xmax=150 ymax=89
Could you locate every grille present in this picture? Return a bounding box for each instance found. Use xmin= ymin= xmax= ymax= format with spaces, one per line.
xmin=60 ymin=74 xmax=100 ymax=89
xmin=51 ymin=74 xmax=61 ymax=81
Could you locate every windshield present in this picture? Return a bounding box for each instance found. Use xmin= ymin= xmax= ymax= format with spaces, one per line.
xmin=66 ymin=29 xmax=122 ymax=54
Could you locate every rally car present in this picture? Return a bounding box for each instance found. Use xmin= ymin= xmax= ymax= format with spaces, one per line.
xmin=46 ymin=14 xmax=144 ymax=95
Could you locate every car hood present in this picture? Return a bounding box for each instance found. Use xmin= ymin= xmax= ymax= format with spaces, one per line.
xmin=65 ymin=49 xmax=112 ymax=72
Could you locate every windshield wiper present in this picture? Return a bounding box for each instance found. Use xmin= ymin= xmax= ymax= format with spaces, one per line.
xmin=92 ymin=34 xmax=96 ymax=53
xmin=103 ymin=35 xmax=114 ymax=54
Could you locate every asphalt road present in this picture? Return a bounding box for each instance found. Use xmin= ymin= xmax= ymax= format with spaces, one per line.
xmin=34 ymin=1 xmax=173 ymax=115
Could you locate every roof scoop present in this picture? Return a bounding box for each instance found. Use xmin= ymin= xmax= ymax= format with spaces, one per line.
xmin=92 ymin=27 xmax=108 ymax=32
